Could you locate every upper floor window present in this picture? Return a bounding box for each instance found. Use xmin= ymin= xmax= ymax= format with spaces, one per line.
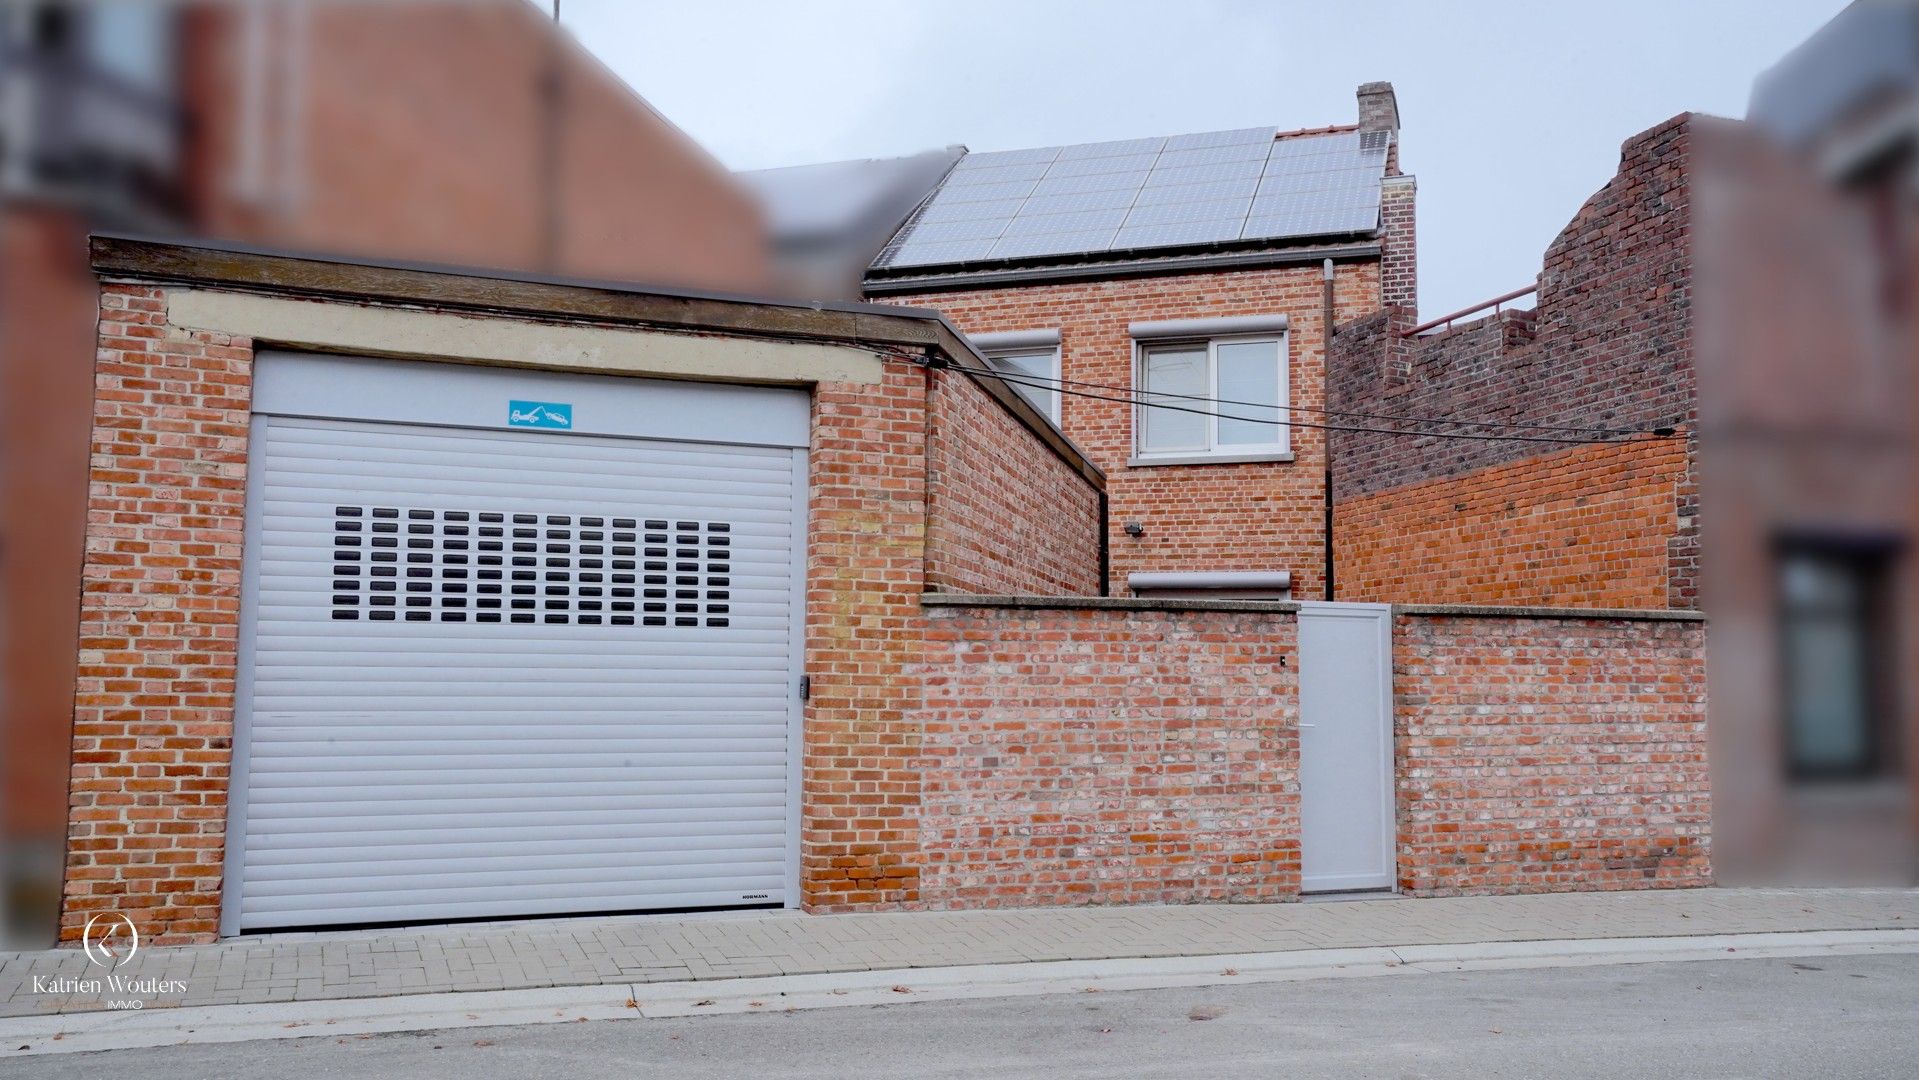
xmin=984 ymin=348 xmax=1061 ymax=423
xmin=969 ymin=329 xmax=1062 ymax=426
xmin=1134 ymin=333 xmax=1288 ymax=460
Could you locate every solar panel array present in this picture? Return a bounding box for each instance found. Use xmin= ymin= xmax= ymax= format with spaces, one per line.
xmin=873 ymin=127 xmax=1388 ymax=270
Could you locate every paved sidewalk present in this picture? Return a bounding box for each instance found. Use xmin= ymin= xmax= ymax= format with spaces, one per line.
xmin=4 ymin=887 xmax=1913 ymax=1017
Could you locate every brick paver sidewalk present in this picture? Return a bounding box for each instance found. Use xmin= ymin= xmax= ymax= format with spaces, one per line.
xmin=4 ymin=887 xmax=1913 ymax=1017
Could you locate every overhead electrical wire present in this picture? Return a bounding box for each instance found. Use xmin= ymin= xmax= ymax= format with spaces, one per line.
xmin=926 ymin=359 xmax=1685 ymax=446
xmin=958 ymin=362 xmax=1667 ymax=438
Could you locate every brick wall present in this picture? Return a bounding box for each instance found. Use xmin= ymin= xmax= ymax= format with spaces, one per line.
xmin=800 ymin=365 xmax=935 ymax=911
xmin=892 ymin=261 xmax=1381 ymax=597
xmin=916 ymin=602 xmax=1298 ymax=906
xmin=1379 ymin=176 xmax=1418 ymax=313
xmin=1329 ymin=115 xmax=1697 ymax=609
xmin=64 ymin=281 xmax=1107 ymax=937
xmin=1336 ymin=439 xmax=1688 ymax=608
xmin=68 ymin=279 xmax=1709 ymax=940
xmin=925 ymin=367 xmax=1103 ymax=595
xmin=1394 ymin=612 xmax=1711 ymax=895
xmin=62 ymin=285 xmax=253 ymax=944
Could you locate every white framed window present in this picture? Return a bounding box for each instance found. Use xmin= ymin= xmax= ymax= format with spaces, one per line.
xmin=969 ymin=329 xmax=1063 ymax=425
xmin=1133 ymin=332 xmax=1288 ymax=461
xmin=983 ymin=348 xmax=1061 ymax=423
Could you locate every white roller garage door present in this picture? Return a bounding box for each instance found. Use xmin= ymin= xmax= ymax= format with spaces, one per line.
xmin=224 ymin=353 xmax=808 ymax=933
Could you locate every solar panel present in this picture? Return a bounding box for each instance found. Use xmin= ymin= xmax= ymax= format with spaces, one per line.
xmin=1114 ymin=219 xmax=1246 ymax=249
xmin=1019 ymin=189 xmax=1140 ymax=215
xmin=1030 ymin=169 xmax=1153 ymax=197
xmin=1142 ymin=159 xmax=1266 ymax=188
xmin=933 ymin=179 xmax=1039 ymax=204
xmin=897 ymin=217 xmax=1008 ymax=244
xmin=989 ymin=229 xmax=1122 ymax=260
xmin=1154 ymin=142 xmax=1271 ymax=169
xmin=957 ymin=146 xmax=1060 ymax=168
xmin=998 ymin=207 xmax=1130 ymax=237
xmin=1045 ymin=152 xmax=1162 ymax=178
xmin=870 ymin=123 xmax=1390 ymax=270
xmin=1121 ymin=197 xmax=1251 ymax=228
xmin=1162 ymin=126 xmax=1274 ymax=151
xmin=944 ymin=161 xmax=1051 ymax=186
xmin=882 ymin=238 xmax=1000 ymax=265
xmin=914 ymin=196 xmax=1028 ymax=225
xmin=1054 ymin=136 xmax=1166 ymax=160
xmin=1131 ymin=176 xmax=1259 ymax=205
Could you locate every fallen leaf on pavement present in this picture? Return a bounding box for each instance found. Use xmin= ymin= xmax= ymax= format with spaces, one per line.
xmin=1188 ymin=1005 xmax=1225 ymax=1021
xmin=693 ymin=999 xmax=715 ymax=1007
xmin=473 ymin=1040 xmax=494 ymax=1048
xmin=891 ymin=985 xmax=912 ymax=994
xmin=1221 ymin=968 xmax=1239 ymax=976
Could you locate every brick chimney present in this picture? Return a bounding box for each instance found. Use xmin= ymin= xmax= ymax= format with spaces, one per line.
xmin=1356 ymin=81 xmax=1400 ymax=135
xmin=1357 ymin=82 xmax=1416 ymax=316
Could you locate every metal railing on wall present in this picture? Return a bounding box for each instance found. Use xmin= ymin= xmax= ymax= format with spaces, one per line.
xmin=1402 ymin=284 xmax=1538 ymax=338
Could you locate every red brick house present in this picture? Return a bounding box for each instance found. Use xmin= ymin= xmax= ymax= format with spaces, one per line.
xmin=748 ymin=83 xmax=1418 ymax=601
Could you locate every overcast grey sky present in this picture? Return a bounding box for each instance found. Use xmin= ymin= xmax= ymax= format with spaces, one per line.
xmin=561 ymin=1 xmax=1844 ymax=317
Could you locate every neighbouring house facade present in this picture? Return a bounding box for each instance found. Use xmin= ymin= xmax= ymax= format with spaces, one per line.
xmin=60 ymin=236 xmax=1707 ymax=944
xmin=2 ymin=0 xmax=771 ymax=942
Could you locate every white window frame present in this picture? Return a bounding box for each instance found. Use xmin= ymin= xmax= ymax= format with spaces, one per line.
xmin=981 ymin=345 xmax=1062 ymax=425
xmin=1131 ymin=331 xmax=1290 ymax=464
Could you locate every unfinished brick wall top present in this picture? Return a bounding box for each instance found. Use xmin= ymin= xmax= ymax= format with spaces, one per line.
xmin=916 ymin=602 xmax=1299 ymax=907
xmin=1394 ymin=612 xmax=1711 ymax=896
xmin=1330 ymin=115 xmax=1695 ymax=500
xmin=926 ymin=367 xmax=1102 ymax=595
xmin=1328 ymin=115 xmax=1699 ymax=609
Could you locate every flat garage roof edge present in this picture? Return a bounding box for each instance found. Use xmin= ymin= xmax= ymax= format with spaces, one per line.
xmin=88 ymin=233 xmax=1104 ymax=491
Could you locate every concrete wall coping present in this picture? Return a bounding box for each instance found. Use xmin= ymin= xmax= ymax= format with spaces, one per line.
xmin=921 ymin=594 xmax=1705 ymax=622
xmin=920 ymin=593 xmax=1300 ymax=614
xmin=1393 ymin=603 xmax=1707 ymax=622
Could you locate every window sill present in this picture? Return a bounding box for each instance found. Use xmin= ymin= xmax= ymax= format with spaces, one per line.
xmin=1127 ymin=451 xmax=1295 ymax=468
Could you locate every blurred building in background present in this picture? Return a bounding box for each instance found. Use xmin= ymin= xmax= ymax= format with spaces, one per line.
xmin=0 ymin=0 xmax=770 ymax=945
xmin=1699 ymin=0 xmax=1917 ymax=883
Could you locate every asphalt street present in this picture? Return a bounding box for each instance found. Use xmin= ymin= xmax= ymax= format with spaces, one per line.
xmin=15 ymin=954 xmax=1918 ymax=1078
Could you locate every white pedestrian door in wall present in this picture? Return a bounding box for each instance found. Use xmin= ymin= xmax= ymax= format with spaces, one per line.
xmin=226 ymin=352 xmax=809 ymax=933
xmin=1296 ymin=602 xmax=1394 ymax=893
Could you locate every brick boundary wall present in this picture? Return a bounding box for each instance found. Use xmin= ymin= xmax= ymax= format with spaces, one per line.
xmin=915 ymin=601 xmax=1299 ymax=907
xmin=66 ymin=281 xmax=1709 ymax=940
xmin=1394 ymin=611 xmax=1711 ymax=896
xmin=1328 ymin=115 xmax=1698 ymax=611
xmin=925 ymin=364 xmax=1103 ymax=596
xmin=1335 ymin=439 xmax=1689 ymax=609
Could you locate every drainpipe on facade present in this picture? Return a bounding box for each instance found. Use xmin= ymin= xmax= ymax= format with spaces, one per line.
xmin=1322 ymin=257 xmax=1336 ymax=601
